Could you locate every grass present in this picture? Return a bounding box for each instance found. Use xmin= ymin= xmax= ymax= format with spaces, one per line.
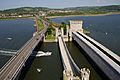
xmin=83 ymin=29 xmax=90 ymax=34
xmin=37 ymin=19 xmax=44 ymax=31
xmin=45 ymin=35 xmax=55 ymax=40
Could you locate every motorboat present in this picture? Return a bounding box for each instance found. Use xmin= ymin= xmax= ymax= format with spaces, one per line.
xmin=36 ymin=51 xmax=52 ymax=57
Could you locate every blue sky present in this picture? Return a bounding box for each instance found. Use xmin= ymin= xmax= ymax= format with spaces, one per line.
xmin=0 ymin=0 xmax=120 ymax=10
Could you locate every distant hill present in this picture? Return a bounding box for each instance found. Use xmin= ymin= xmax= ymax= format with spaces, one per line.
xmin=63 ymin=5 xmax=120 ymax=14
xmin=0 ymin=5 xmax=120 ymax=17
xmin=1 ymin=7 xmax=50 ymax=14
xmin=1 ymin=5 xmax=120 ymax=13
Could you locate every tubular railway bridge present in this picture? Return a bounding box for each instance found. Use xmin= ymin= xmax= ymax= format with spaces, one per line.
xmin=72 ymin=31 xmax=120 ymax=80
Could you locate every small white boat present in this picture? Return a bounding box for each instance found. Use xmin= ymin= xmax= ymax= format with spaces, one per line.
xmin=36 ymin=51 xmax=52 ymax=57
xmin=37 ymin=68 xmax=42 ymax=72
xmin=105 ymin=32 xmax=108 ymax=35
xmin=7 ymin=37 xmax=12 ymax=40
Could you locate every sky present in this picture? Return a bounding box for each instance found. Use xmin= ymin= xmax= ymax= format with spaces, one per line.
xmin=0 ymin=0 xmax=120 ymax=10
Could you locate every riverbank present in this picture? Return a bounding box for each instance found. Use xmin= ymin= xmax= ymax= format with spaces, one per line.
xmin=0 ymin=17 xmax=34 ymax=20
xmin=46 ymin=12 xmax=120 ymax=18
xmin=1 ymin=12 xmax=120 ymax=20
xmin=44 ymin=39 xmax=56 ymax=42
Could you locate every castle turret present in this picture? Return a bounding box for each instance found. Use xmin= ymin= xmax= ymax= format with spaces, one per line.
xmin=80 ymin=68 xmax=90 ymax=80
xmin=69 ymin=20 xmax=83 ymax=41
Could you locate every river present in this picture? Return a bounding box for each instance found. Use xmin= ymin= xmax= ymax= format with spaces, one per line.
xmin=51 ymin=14 xmax=120 ymax=56
xmin=22 ymin=42 xmax=103 ymax=80
xmin=21 ymin=42 xmax=63 ymax=80
xmin=0 ymin=18 xmax=35 ymax=68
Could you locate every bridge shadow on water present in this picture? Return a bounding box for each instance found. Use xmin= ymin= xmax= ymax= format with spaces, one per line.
xmin=72 ymin=39 xmax=110 ymax=80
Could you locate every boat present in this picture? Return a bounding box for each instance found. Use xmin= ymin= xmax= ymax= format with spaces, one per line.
xmin=37 ymin=68 xmax=42 ymax=72
xmin=36 ymin=51 xmax=52 ymax=57
xmin=105 ymin=32 xmax=108 ymax=35
xmin=7 ymin=37 xmax=12 ymax=40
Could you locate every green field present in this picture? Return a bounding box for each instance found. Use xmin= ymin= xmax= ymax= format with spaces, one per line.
xmin=37 ymin=19 xmax=44 ymax=31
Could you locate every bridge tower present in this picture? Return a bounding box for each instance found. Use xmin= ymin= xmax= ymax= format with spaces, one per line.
xmin=55 ymin=28 xmax=59 ymax=42
xmin=61 ymin=28 xmax=64 ymax=37
xmin=69 ymin=20 xmax=83 ymax=41
xmin=66 ymin=25 xmax=69 ymax=37
xmin=80 ymin=68 xmax=90 ymax=80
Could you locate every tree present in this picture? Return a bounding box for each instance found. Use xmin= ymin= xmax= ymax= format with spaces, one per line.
xmin=61 ymin=22 xmax=67 ymax=35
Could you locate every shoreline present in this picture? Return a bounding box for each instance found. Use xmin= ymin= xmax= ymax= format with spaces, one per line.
xmin=0 ymin=17 xmax=34 ymax=20
xmin=0 ymin=12 xmax=120 ymax=20
xmin=44 ymin=39 xmax=56 ymax=42
xmin=46 ymin=12 xmax=120 ymax=18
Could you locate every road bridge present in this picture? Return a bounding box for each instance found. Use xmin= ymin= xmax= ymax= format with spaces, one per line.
xmin=72 ymin=31 xmax=120 ymax=80
xmin=0 ymin=17 xmax=48 ymax=80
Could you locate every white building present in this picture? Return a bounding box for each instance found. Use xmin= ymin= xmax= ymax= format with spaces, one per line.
xmin=69 ymin=20 xmax=83 ymax=32
xmin=69 ymin=20 xmax=83 ymax=41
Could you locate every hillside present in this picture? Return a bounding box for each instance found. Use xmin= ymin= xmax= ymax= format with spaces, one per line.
xmin=1 ymin=7 xmax=49 ymax=14
xmin=0 ymin=5 xmax=120 ymax=18
xmin=63 ymin=5 xmax=120 ymax=13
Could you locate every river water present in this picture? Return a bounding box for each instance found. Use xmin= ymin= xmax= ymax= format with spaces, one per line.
xmin=0 ymin=18 xmax=35 ymax=68
xmin=22 ymin=42 xmax=63 ymax=80
xmin=51 ymin=14 xmax=120 ymax=56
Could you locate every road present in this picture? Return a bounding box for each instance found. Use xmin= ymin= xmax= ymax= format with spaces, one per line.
xmin=0 ymin=17 xmax=48 ymax=80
